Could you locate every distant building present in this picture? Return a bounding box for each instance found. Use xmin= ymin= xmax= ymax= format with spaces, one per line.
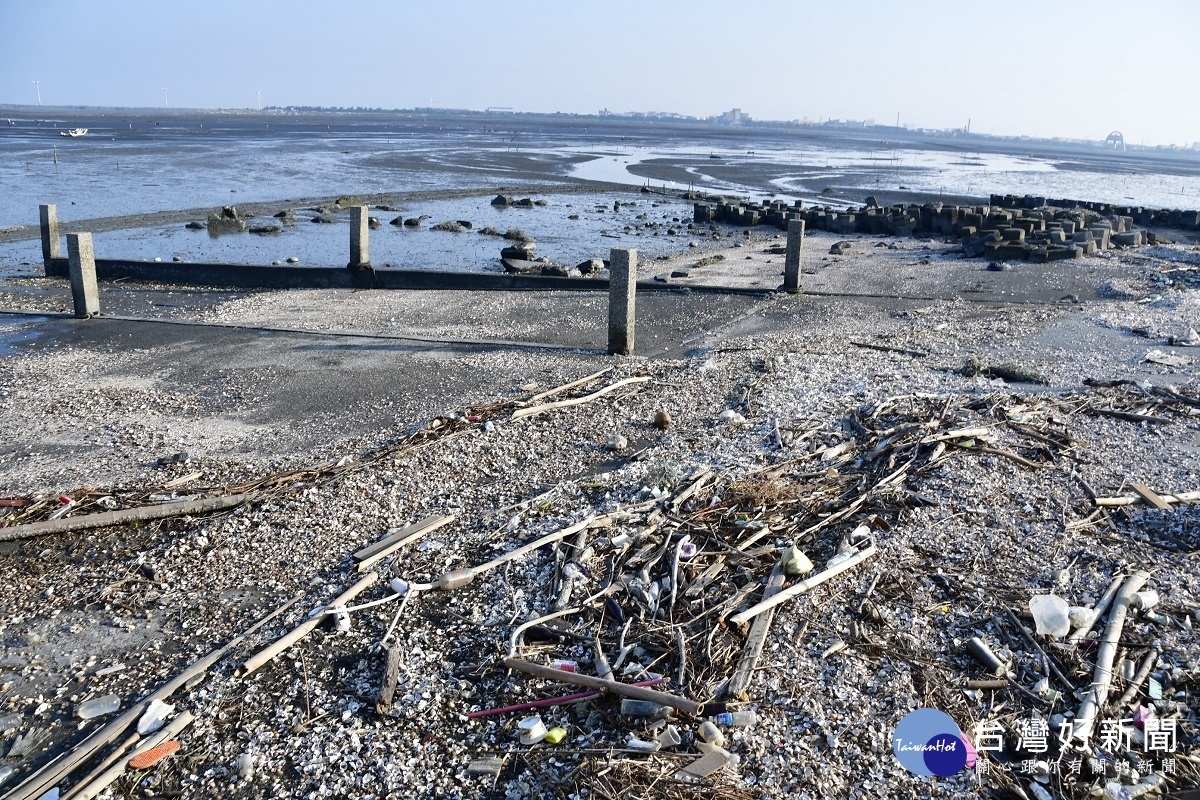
xmin=713 ymin=108 xmax=747 ymax=125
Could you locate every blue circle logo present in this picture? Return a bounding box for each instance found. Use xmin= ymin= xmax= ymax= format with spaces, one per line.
xmin=893 ymin=709 xmax=969 ymax=777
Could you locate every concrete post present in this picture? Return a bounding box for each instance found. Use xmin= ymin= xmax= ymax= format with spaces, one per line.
xmin=783 ymin=219 xmax=804 ymax=293
xmin=349 ymin=205 xmax=369 ymax=268
xmin=39 ymin=204 xmax=61 ymax=276
xmin=66 ymin=233 xmax=99 ymax=318
xmin=608 ymin=248 xmax=637 ymax=356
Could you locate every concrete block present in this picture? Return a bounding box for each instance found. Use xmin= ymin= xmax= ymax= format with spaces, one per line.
xmin=349 ymin=205 xmax=370 ymax=268
xmin=608 ymin=248 xmax=637 ymax=355
xmin=783 ymin=219 xmax=804 ymax=293
xmin=39 ymin=204 xmax=61 ymax=277
xmin=67 ymin=232 xmax=99 ymax=318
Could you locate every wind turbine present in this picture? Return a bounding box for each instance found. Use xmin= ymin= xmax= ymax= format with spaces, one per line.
xmin=32 ymin=80 xmax=41 ymax=105
xmin=161 ymin=87 xmax=168 ymax=108
xmin=257 ymin=89 xmax=262 ymax=110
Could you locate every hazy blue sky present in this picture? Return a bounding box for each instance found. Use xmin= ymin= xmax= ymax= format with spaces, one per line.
xmin=2 ymin=0 xmax=1197 ymax=145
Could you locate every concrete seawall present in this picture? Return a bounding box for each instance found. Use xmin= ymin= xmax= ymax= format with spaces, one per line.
xmin=43 ymin=257 xmax=775 ymax=295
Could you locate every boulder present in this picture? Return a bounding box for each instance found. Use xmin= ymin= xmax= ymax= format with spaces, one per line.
xmin=501 ymin=258 xmax=538 ymax=274
xmin=334 ymin=195 xmax=363 ymax=208
xmin=491 ymin=194 xmax=513 ymax=207
xmin=863 ymin=195 xmax=879 ymax=208
xmin=829 ymin=241 xmax=853 ymax=255
xmin=185 ymin=221 xmax=205 ymax=230
xmin=368 ymin=217 xmax=382 ymax=229
xmin=514 ymin=198 xmax=535 ymax=208
xmin=576 ymin=258 xmax=604 ymax=275
xmin=311 ymin=215 xmax=338 ymax=224
xmin=501 ymin=244 xmax=536 ymax=260
xmin=431 ymin=221 xmax=464 ymax=232
xmin=206 ymin=213 xmax=245 ymax=235
xmin=390 ymin=216 xmax=406 ymax=226
xmin=249 ymin=224 xmax=281 ymax=235
xmin=403 ymin=218 xmax=422 ymax=227
xmin=456 ymin=220 xmax=473 ymax=229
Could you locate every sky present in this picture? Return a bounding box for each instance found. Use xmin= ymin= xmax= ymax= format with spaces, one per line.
xmin=2 ymin=0 xmax=1198 ymax=146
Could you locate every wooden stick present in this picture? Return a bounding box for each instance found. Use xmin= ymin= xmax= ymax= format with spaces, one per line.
xmin=511 ymin=377 xmax=651 ymax=420
xmin=469 ymin=517 xmax=596 ymax=577
xmin=1114 ymin=645 xmax=1160 ymax=709
xmin=1089 ymin=408 xmax=1171 ymax=425
xmin=727 ymin=561 xmax=785 ymax=699
xmin=0 ymin=494 xmax=248 ymax=543
xmin=354 ymin=514 xmax=455 ymax=573
xmin=1002 ymin=608 xmax=1076 ymax=692
xmin=1067 ymin=573 xmax=1125 ymax=646
xmin=728 ymin=544 xmax=878 ymax=626
xmin=375 ymin=643 xmax=402 ymax=716
xmin=67 ymin=712 xmax=194 ymax=800
xmin=1071 ymin=571 xmax=1150 ymax=745
xmin=1129 ymin=482 xmax=1171 ymax=510
xmin=523 ymin=367 xmax=613 ymax=404
xmin=502 ymin=657 xmax=704 ymax=715
xmin=6 ymin=592 xmax=301 ymax=800
xmin=1094 ymin=490 xmax=1200 ymax=508
xmin=237 ymin=574 xmax=379 ymax=678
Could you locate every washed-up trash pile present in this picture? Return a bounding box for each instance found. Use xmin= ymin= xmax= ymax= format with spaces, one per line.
xmin=1 ymin=368 xmax=1197 ymax=800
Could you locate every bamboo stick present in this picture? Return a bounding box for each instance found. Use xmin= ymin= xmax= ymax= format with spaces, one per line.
xmin=237 ymin=574 xmax=379 ymax=678
xmin=728 ymin=544 xmax=878 ymax=626
xmin=6 ymin=593 xmax=301 ymax=800
xmin=1094 ymin=490 xmax=1200 ymax=508
xmin=503 ymin=657 xmax=704 ymax=715
xmin=1071 ymin=571 xmax=1150 ymax=744
xmin=0 ymin=494 xmax=248 ymax=543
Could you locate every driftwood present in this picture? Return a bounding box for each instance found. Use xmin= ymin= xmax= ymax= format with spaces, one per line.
xmin=728 ymin=544 xmax=878 ymax=626
xmin=511 ymin=377 xmax=651 ymax=420
xmin=727 ymin=561 xmax=785 ymax=700
xmin=375 ymin=643 xmax=402 ymax=716
xmin=68 ymin=711 xmax=194 ymax=800
xmin=1071 ymin=571 xmax=1150 ymax=744
xmin=1094 ymin=489 xmax=1200 ymax=508
xmin=1066 ymin=573 xmax=1125 ymax=646
xmin=1129 ymin=482 xmax=1171 ymax=510
xmin=354 ymin=514 xmax=455 ymax=573
xmin=503 ymin=657 xmax=704 ymax=715
xmin=523 ymin=367 xmax=613 ymax=405
xmin=6 ymin=592 xmax=301 ymax=800
xmin=0 ymin=494 xmax=249 ymax=543
xmin=1114 ymin=645 xmax=1161 ymax=710
xmin=237 ymin=574 xmax=379 ymax=678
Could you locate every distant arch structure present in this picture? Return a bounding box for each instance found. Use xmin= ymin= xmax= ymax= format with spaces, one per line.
xmin=1105 ymin=131 xmax=1126 ymax=151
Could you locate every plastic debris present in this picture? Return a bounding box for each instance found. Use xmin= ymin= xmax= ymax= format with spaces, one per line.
xmin=77 ymin=694 xmax=120 ymax=720
xmin=128 ymin=740 xmax=180 ymax=770
xmin=1029 ymin=594 xmax=1070 ymax=637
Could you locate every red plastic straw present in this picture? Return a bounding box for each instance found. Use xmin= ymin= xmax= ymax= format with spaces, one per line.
xmin=467 ymin=677 xmax=665 ymax=719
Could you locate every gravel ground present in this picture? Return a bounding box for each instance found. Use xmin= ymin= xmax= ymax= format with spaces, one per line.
xmin=0 ymin=236 xmax=1198 ymax=800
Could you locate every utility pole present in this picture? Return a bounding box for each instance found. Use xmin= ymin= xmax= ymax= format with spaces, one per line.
xmin=32 ymin=80 xmax=41 ymax=105
xmin=161 ymin=87 xmax=168 ymax=108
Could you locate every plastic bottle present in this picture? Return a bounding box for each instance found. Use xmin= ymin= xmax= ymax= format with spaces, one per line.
xmin=712 ymin=710 xmax=757 ymax=727
xmin=697 ymin=720 xmax=725 ymax=746
xmin=620 ymin=699 xmax=666 ymax=717
xmin=77 ymin=694 xmax=120 ymax=720
xmin=435 ymin=569 xmax=474 ymax=591
xmin=549 ymin=659 xmax=577 ymax=673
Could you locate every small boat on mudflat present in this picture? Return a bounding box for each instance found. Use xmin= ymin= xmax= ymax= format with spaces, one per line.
xmin=59 ymin=128 xmax=88 ymax=137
